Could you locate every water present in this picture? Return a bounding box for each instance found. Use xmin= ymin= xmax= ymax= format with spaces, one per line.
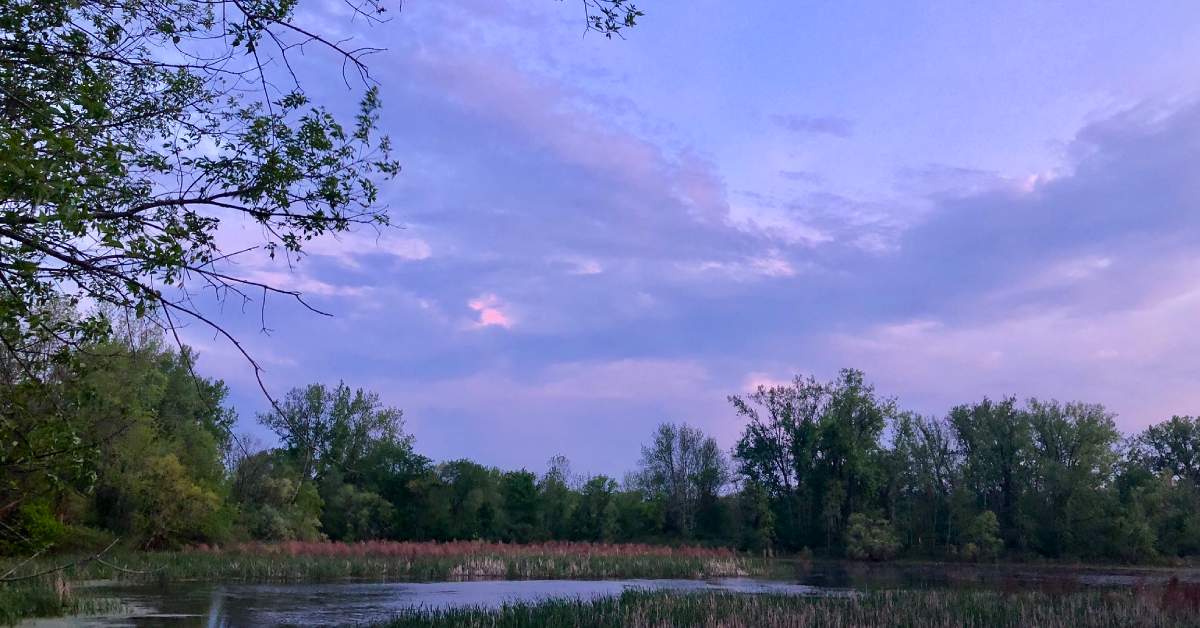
xmin=26 ymin=561 xmax=1200 ymax=627
xmin=23 ymin=577 xmax=841 ymax=627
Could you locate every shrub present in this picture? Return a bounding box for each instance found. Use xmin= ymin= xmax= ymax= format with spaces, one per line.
xmin=0 ymin=502 xmax=66 ymax=555
xmin=844 ymin=513 xmax=899 ymax=561
xmin=960 ymin=510 xmax=1003 ymax=561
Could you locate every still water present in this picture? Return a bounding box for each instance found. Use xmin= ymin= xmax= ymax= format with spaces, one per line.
xmin=26 ymin=578 xmax=838 ymax=627
xmin=26 ymin=561 xmax=1200 ymax=627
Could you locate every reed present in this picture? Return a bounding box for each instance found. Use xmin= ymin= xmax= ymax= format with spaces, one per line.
xmin=0 ymin=578 xmax=122 ymax=626
xmin=0 ymin=541 xmax=774 ymax=585
xmin=380 ymin=585 xmax=1200 ymax=628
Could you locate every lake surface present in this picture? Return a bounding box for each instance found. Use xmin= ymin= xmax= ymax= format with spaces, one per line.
xmin=26 ymin=561 xmax=1200 ymax=627
xmin=25 ymin=578 xmax=840 ymax=627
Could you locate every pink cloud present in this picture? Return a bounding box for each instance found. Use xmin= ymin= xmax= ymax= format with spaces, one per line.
xmin=410 ymin=49 xmax=732 ymax=222
xmin=468 ymin=293 xmax=514 ymax=329
xmin=828 ymin=262 xmax=1200 ymax=433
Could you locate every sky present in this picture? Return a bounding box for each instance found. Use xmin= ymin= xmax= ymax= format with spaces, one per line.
xmin=184 ymin=0 xmax=1200 ymax=476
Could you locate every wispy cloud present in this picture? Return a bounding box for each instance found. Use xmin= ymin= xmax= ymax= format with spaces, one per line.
xmin=770 ymin=114 xmax=854 ymax=138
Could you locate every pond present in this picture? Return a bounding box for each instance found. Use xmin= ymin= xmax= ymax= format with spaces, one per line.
xmin=25 ymin=561 xmax=1200 ymax=627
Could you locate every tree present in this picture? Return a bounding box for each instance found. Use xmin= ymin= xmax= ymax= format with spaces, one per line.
xmin=1025 ymin=399 xmax=1120 ymax=558
xmin=571 ymin=475 xmax=619 ymax=542
xmin=231 ymin=450 xmax=323 ymax=541
xmin=502 ymin=470 xmax=541 ymax=543
xmin=1135 ymin=416 xmax=1200 ymax=487
xmin=0 ymin=0 xmax=400 ymax=392
xmin=0 ymin=0 xmax=642 ymax=391
xmin=814 ymin=369 xmax=893 ymax=550
xmin=540 ymin=455 xmax=576 ymax=540
xmin=730 ymin=376 xmax=826 ymax=549
xmin=0 ymin=317 xmax=241 ymax=549
xmin=737 ymin=480 xmax=775 ymax=553
xmin=890 ymin=413 xmax=958 ymax=554
xmin=634 ymin=422 xmax=729 ymax=538
xmin=258 ymin=382 xmax=405 ymax=485
xmin=948 ymin=397 xmax=1032 ymax=550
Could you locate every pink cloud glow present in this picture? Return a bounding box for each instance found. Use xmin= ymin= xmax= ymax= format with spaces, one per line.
xmin=468 ymin=293 xmax=514 ymax=329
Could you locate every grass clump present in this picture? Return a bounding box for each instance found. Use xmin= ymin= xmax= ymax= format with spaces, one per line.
xmin=380 ymin=585 xmax=1200 ymax=628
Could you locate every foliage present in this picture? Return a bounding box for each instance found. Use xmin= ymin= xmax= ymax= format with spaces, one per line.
xmin=737 ymin=480 xmax=775 ymax=553
xmin=1135 ymin=416 xmax=1200 ymax=486
xmin=0 ymin=502 xmax=65 ymax=555
xmin=1 ymin=316 xmax=235 ymax=550
xmin=0 ymin=0 xmax=400 ymax=387
xmin=6 ymin=349 xmax=1200 ymax=567
xmin=844 ymin=513 xmax=899 ymax=561
xmin=960 ymin=511 xmax=1003 ymax=561
xmin=230 ymin=451 xmax=323 ymax=542
xmin=633 ymin=422 xmax=729 ymax=538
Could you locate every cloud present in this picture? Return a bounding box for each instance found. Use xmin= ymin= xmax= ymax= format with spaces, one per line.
xmin=770 ymin=114 xmax=855 ymax=138
xmin=677 ymin=252 xmax=800 ymax=282
xmin=549 ymin=255 xmax=604 ymax=276
xmin=778 ymin=170 xmax=824 ymax=184
xmin=468 ymin=293 xmax=514 ymax=329
xmin=831 ymin=272 xmax=1200 ymax=431
xmin=301 ymin=231 xmax=433 ymax=269
xmin=194 ymin=0 xmax=1200 ymax=478
xmin=817 ymin=101 xmax=1200 ymax=430
xmin=241 ymin=269 xmax=370 ymax=298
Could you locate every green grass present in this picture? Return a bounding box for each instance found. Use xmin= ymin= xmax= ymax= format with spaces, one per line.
xmin=380 ymin=588 xmax=1200 ymax=628
xmin=0 ymin=578 xmax=122 ymax=626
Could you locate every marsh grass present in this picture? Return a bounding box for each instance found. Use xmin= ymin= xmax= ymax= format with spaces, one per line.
xmin=381 ymin=585 xmax=1200 ymax=628
xmin=0 ymin=578 xmax=122 ymax=626
xmin=0 ymin=541 xmax=772 ymax=585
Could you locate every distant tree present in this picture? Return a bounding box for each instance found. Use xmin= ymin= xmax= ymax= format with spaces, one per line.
xmin=737 ymin=480 xmax=776 ymax=553
xmin=571 ymin=475 xmax=619 ymax=542
xmin=730 ymin=375 xmax=827 ymax=549
xmin=502 ymin=470 xmax=541 ymax=543
xmin=435 ymin=459 xmax=503 ymax=540
xmin=634 ymin=422 xmax=729 ymax=538
xmin=1025 ymin=399 xmax=1120 ymax=558
xmin=948 ymin=397 xmax=1032 ymax=550
xmin=1135 ymin=416 xmax=1200 ymax=487
xmin=258 ymin=382 xmax=406 ymax=485
xmin=814 ymin=370 xmax=893 ymax=550
xmin=540 ymin=455 xmax=577 ymax=540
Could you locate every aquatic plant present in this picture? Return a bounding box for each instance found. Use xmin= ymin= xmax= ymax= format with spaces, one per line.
xmin=379 ymin=587 xmax=1200 ymax=628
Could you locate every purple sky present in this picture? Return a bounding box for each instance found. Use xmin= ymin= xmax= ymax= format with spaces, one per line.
xmin=185 ymin=0 xmax=1200 ymax=476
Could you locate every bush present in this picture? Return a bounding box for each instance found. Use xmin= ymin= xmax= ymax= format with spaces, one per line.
xmin=961 ymin=510 xmax=1003 ymax=561
xmin=0 ymin=502 xmax=66 ymax=555
xmin=844 ymin=513 xmax=899 ymax=561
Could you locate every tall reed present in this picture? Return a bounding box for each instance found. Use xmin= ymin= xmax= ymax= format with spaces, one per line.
xmin=380 ymin=586 xmax=1200 ymax=628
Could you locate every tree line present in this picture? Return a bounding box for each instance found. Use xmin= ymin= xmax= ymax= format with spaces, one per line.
xmin=3 ymin=327 xmax=1199 ymax=563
